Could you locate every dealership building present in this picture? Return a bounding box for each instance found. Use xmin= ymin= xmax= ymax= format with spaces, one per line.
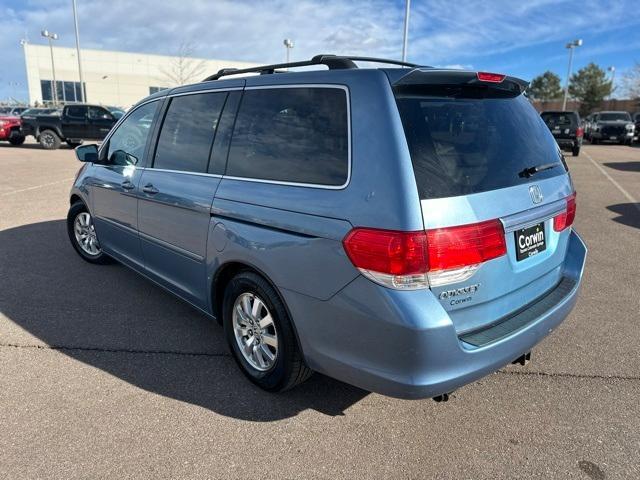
xmin=22 ymin=43 xmax=257 ymax=108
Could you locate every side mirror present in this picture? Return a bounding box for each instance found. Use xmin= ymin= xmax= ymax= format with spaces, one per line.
xmin=75 ymin=144 xmax=99 ymax=163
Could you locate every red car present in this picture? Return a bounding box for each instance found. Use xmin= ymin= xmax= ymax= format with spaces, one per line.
xmin=0 ymin=115 xmax=25 ymax=145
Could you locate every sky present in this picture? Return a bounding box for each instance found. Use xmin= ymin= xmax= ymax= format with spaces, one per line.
xmin=1 ymin=0 xmax=639 ymax=102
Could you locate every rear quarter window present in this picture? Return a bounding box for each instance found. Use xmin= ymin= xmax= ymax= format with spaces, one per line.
xmin=226 ymin=87 xmax=349 ymax=186
xmin=395 ymin=90 xmax=566 ymax=199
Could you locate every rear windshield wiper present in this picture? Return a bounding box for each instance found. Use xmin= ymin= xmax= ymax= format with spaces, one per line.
xmin=518 ymin=162 xmax=558 ymax=178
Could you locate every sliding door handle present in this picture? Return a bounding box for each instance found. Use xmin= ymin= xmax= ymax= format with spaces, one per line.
xmin=142 ymin=184 xmax=159 ymax=195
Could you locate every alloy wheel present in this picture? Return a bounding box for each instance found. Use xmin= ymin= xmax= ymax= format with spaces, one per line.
xmin=232 ymin=292 xmax=278 ymax=371
xmin=74 ymin=211 xmax=101 ymax=256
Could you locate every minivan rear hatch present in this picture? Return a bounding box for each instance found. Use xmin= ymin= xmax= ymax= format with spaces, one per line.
xmin=390 ymin=69 xmax=576 ymax=334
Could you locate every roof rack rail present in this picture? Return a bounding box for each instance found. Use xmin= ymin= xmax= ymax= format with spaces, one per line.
xmin=202 ymin=54 xmax=421 ymax=81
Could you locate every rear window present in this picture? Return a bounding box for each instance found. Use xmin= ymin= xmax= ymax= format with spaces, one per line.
xmin=541 ymin=112 xmax=577 ymax=128
xmin=226 ymin=87 xmax=349 ymax=186
xmin=395 ymin=89 xmax=566 ymax=199
xmin=598 ymin=112 xmax=631 ymax=121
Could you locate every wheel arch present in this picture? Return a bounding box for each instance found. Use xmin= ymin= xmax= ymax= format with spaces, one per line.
xmin=211 ymin=260 xmax=306 ymax=357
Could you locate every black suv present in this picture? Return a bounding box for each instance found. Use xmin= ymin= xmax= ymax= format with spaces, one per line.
xmin=540 ymin=111 xmax=582 ymax=156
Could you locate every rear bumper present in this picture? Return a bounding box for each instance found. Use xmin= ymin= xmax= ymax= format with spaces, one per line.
xmin=591 ymin=131 xmax=633 ymax=141
xmin=555 ymin=138 xmax=580 ymax=149
xmin=284 ymin=230 xmax=587 ymax=399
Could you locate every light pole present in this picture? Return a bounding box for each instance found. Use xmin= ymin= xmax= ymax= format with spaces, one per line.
xmin=608 ymin=66 xmax=616 ymax=99
xmin=283 ymin=38 xmax=294 ymax=64
xmin=562 ymin=38 xmax=582 ymax=111
xmin=402 ymin=0 xmax=411 ymax=62
xmin=41 ymin=29 xmax=59 ymax=105
xmin=72 ymin=0 xmax=86 ymax=102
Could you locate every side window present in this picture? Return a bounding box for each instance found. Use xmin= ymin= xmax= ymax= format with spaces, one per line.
xmin=66 ymin=105 xmax=87 ymax=119
xmin=153 ymin=92 xmax=227 ymax=173
xmin=226 ymin=87 xmax=349 ymax=186
xmin=88 ymin=106 xmax=113 ymax=120
xmin=106 ymin=101 xmax=158 ymax=166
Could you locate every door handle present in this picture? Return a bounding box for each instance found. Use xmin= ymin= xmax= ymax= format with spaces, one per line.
xmin=121 ymin=180 xmax=135 ymax=190
xmin=142 ymin=184 xmax=159 ymax=195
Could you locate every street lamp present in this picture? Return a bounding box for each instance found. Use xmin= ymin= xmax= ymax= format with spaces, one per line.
xmin=41 ymin=29 xmax=59 ymax=105
xmin=72 ymin=0 xmax=86 ymax=102
xmin=608 ymin=66 xmax=616 ymax=99
xmin=283 ymin=38 xmax=294 ymax=64
xmin=402 ymin=0 xmax=411 ymax=62
xmin=562 ymin=38 xmax=582 ymax=111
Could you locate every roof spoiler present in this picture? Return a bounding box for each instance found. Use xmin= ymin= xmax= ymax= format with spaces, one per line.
xmin=393 ymin=68 xmax=529 ymax=96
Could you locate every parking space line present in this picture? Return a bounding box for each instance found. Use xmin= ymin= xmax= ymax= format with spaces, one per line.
xmin=583 ymin=150 xmax=639 ymax=208
xmin=0 ymin=177 xmax=74 ymax=197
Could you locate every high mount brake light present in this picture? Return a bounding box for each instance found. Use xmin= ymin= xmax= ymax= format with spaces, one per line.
xmin=477 ymin=72 xmax=506 ymax=83
xmin=553 ymin=193 xmax=577 ymax=232
xmin=343 ymin=219 xmax=507 ymax=290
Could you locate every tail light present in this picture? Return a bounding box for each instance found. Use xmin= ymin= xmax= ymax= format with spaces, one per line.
xmin=477 ymin=72 xmax=505 ymax=83
xmin=576 ymin=127 xmax=584 ymax=138
xmin=343 ymin=219 xmax=506 ymax=290
xmin=553 ymin=193 xmax=577 ymax=232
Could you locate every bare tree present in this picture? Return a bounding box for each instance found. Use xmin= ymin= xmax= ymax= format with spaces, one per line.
xmin=159 ymin=41 xmax=207 ymax=86
xmin=621 ymin=62 xmax=640 ymax=99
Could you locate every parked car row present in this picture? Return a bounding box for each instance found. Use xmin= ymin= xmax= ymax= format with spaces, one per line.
xmin=0 ymin=104 xmax=127 ymax=149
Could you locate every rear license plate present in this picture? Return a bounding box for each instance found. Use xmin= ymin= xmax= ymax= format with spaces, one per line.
xmin=609 ymin=136 xmax=617 ymax=140
xmin=514 ymin=222 xmax=546 ymax=261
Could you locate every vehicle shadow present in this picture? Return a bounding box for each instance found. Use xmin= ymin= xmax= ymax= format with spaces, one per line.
xmin=606 ymin=203 xmax=640 ymax=230
xmin=0 ymin=220 xmax=368 ymax=421
xmin=603 ymin=161 xmax=640 ymax=172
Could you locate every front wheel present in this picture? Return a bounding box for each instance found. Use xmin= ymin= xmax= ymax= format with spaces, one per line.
xmin=9 ymin=135 xmax=25 ymax=146
xmin=67 ymin=201 xmax=113 ymax=264
xmin=39 ymin=130 xmax=61 ymax=150
xmin=223 ymin=271 xmax=312 ymax=392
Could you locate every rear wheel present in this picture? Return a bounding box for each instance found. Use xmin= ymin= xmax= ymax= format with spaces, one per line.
xmin=9 ymin=135 xmax=25 ymax=146
xmin=39 ymin=130 xmax=61 ymax=150
xmin=572 ymin=146 xmax=580 ymax=156
xmin=223 ymin=271 xmax=312 ymax=392
xmin=591 ymin=138 xmax=598 ymax=145
xmin=67 ymin=201 xmax=113 ymax=264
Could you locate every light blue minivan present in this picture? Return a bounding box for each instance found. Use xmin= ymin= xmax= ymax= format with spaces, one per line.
xmin=68 ymin=55 xmax=586 ymax=400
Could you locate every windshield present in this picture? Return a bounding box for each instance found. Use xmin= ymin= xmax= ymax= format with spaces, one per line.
xmin=541 ymin=113 xmax=576 ymax=128
xmin=395 ymin=90 xmax=566 ymax=199
xmin=599 ymin=112 xmax=631 ymax=121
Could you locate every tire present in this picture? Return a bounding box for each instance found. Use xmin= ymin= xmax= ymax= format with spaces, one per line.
xmin=591 ymin=138 xmax=598 ymax=145
xmin=67 ymin=141 xmax=83 ymax=148
xmin=223 ymin=271 xmax=312 ymax=392
xmin=67 ymin=201 xmax=113 ymax=264
xmin=9 ymin=135 xmax=25 ymax=146
xmin=39 ymin=129 xmax=61 ymax=150
xmin=572 ymin=146 xmax=580 ymax=156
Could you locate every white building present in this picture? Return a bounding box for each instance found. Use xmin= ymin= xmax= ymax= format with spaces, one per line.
xmin=23 ymin=43 xmax=258 ymax=108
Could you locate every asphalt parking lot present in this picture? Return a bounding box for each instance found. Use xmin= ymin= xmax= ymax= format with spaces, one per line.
xmin=1 ymin=140 xmax=639 ymax=479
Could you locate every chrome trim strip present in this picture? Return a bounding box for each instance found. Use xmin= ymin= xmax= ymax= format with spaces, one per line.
xmin=145 ymin=168 xmax=223 ymax=178
xmin=501 ymin=198 xmax=567 ymax=233
xmin=168 ymin=87 xmax=243 ymax=97
xmin=227 ymin=84 xmax=352 ymax=190
xmin=138 ymin=230 xmax=204 ymax=262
